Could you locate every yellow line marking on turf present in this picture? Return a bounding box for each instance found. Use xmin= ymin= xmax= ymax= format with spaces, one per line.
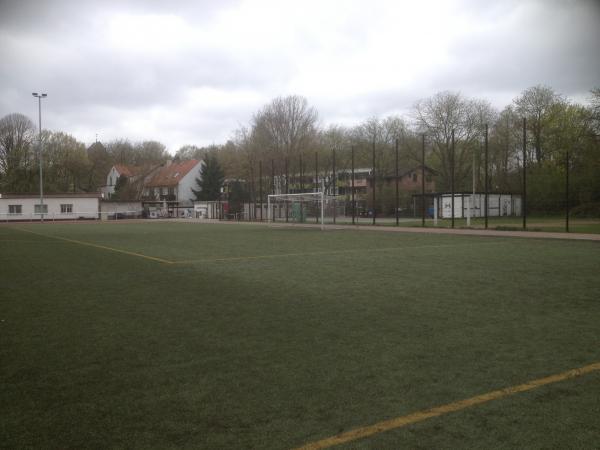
xmin=294 ymin=362 xmax=600 ymax=450
xmin=12 ymin=227 xmax=175 ymax=264
xmin=174 ymin=241 xmax=505 ymax=264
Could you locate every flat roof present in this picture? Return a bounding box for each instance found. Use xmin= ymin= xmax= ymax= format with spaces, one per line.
xmin=0 ymin=193 xmax=102 ymax=199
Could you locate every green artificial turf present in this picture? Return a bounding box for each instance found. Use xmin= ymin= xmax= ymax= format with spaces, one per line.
xmin=1 ymin=222 xmax=599 ymax=449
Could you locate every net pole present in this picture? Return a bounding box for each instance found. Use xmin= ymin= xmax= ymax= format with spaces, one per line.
xmin=259 ymin=160 xmax=263 ymax=222
xmin=332 ymin=148 xmax=336 ymax=225
xmin=271 ymin=159 xmax=275 ymax=222
xmin=251 ymin=163 xmax=255 ymax=222
xmin=320 ymin=186 xmax=324 ymax=230
xmin=285 ymin=158 xmax=289 ymax=223
xmin=484 ymin=123 xmax=489 ymax=229
xmin=422 ymin=133 xmax=426 ymax=227
xmin=351 ymin=145 xmax=355 ymax=225
xmin=315 ymin=152 xmax=319 ymax=224
xmin=451 ymin=129 xmax=455 ymax=229
xmin=565 ymin=150 xmax=570 ymax=233
xmin=299 ymin=154 xmax=304 ymax=222
xmin=395 ymin=137 xmax=399 ymax=226
xmin=522 ymin=117 xmax=527 ymax=230
xmin=372 ymin=136 xmax=376 ymax=225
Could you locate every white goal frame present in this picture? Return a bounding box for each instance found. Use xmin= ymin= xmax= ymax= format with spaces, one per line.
xmin=267 ymin=191 xmax=325 ymax=230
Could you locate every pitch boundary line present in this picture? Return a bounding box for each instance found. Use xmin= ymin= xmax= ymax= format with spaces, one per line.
xmin=12 ymin=227 xmax=175 ymax=264
xmin=174 ymin=241 xmax=505 ymax=264
xmin=293 ymin=361 xmax=600 ymax=449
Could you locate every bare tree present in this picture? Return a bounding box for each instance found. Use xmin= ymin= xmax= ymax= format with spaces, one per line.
xmin=489 ymin=106 xmax=522 ymax=191
xmin=0 ymin=113 xmax=35 ymax=191
xmin=413 ymin=91 xmax=491 ymax=191
xmin=43 ymin=131 xmax=89 ymax=192
xmin=513 ymin=85 xmax=564 ymax=163
xmin=251 ymin=95 xmax=318 ymax=164
xmin=589 ymin=87 xmax=600 ymax=137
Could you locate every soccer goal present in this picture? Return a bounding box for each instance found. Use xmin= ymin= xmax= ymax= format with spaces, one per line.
xmin=267 ymin=192 xmax=327 ymax=230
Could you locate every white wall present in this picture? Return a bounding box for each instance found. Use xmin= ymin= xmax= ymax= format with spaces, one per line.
xmin=177 ymin=161 xmax=203 ymax=205
xmin=0 ymin=197 xmax=99 ymax=221
xmin=439 ymin=194 xmax=521 ymax=218
xmin=99 ymin=201 xmax=143 ymax=220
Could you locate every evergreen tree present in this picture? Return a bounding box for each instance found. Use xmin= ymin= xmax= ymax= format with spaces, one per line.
xmin=228 ymin=180 xmax=250 ymax=214
xmin=192 ymin=153 xmax=224 ymax=201
xmin=112 ymin=174 xmax=128 ymax=200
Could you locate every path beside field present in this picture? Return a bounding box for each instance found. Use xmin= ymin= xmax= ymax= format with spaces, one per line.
xmin=177 ymin=218 xmax=600 ymax=241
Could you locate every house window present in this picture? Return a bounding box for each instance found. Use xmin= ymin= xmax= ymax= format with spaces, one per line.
xmin=109 ymin=176 xmax=113 ymax=186
xmin=60 ymin=204 xmax=73 ymax=214
xmin=412 ymin=173 xmax=417 ymax=182
xmin=8 ymin=205 xmax=22 ymax=215
xmin=34 ymin=204 xmax=48 ymax=214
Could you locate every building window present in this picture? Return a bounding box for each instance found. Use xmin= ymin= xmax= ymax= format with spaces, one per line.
xmin=109 ymin=176 xmax=113 ymax=186
xmin=8 ymin=204 xmax=22 ymax=215
xmin=34 ymin=204 xmax=48 ymax=214
xmin=60 ymin=204 xmax=73 ymax=214
xmin=412 ymin=173 xmax=417 ymax=182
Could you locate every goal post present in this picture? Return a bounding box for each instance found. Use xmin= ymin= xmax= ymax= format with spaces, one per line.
xmin=267 ymin=191 xmax=325 ymax=230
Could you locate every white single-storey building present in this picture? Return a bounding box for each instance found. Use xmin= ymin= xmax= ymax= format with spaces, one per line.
xmin=0 ymin=193 xmax=101 ymax=221
xmin=435 ymin=193 xmax=522 ymax=218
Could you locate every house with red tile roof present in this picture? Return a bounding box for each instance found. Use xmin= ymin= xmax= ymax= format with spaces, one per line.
xmin=142 ymin=159 xmax=203 ymax=206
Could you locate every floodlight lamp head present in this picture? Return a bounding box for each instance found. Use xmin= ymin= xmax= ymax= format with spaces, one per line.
xmin=32 ymin=92 xmax=38 ymax=96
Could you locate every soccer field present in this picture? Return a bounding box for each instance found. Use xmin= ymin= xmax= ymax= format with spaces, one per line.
xmin=1 ymin=222 xmax=599 ymax=448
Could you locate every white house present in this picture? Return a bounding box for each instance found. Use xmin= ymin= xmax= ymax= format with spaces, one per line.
xmin=143 ymin=159 xmax=203 ymax=206
xmin=0 ymin=193 xmax=101 ymax=221
xmin=102 ymin=164 xmax=142 ymax=198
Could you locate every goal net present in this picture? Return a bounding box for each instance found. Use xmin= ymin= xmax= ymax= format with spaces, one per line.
xmin=268 ymin=192 xmax=342 ymax=229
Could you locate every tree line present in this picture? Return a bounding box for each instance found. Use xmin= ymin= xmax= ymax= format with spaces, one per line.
xmin=184 ymin=86 xmax=600 ymax=215
xmin=1 ymin=85 xmax=598 ymax=214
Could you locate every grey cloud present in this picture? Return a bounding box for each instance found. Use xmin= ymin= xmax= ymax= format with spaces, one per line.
xmin=1 ymin=0 xmax=598 ymax=150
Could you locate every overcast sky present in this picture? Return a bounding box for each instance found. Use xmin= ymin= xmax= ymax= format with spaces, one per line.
xmin=1 ymin=0 xmax=599 ymax=153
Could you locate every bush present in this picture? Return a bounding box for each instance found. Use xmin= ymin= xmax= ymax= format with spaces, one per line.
xmin=570 ymin=202 xmax=600 ymax=218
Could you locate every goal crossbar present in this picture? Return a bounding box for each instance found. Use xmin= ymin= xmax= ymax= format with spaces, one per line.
xmin=267 ymin=191 xmax=324 ymax=229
